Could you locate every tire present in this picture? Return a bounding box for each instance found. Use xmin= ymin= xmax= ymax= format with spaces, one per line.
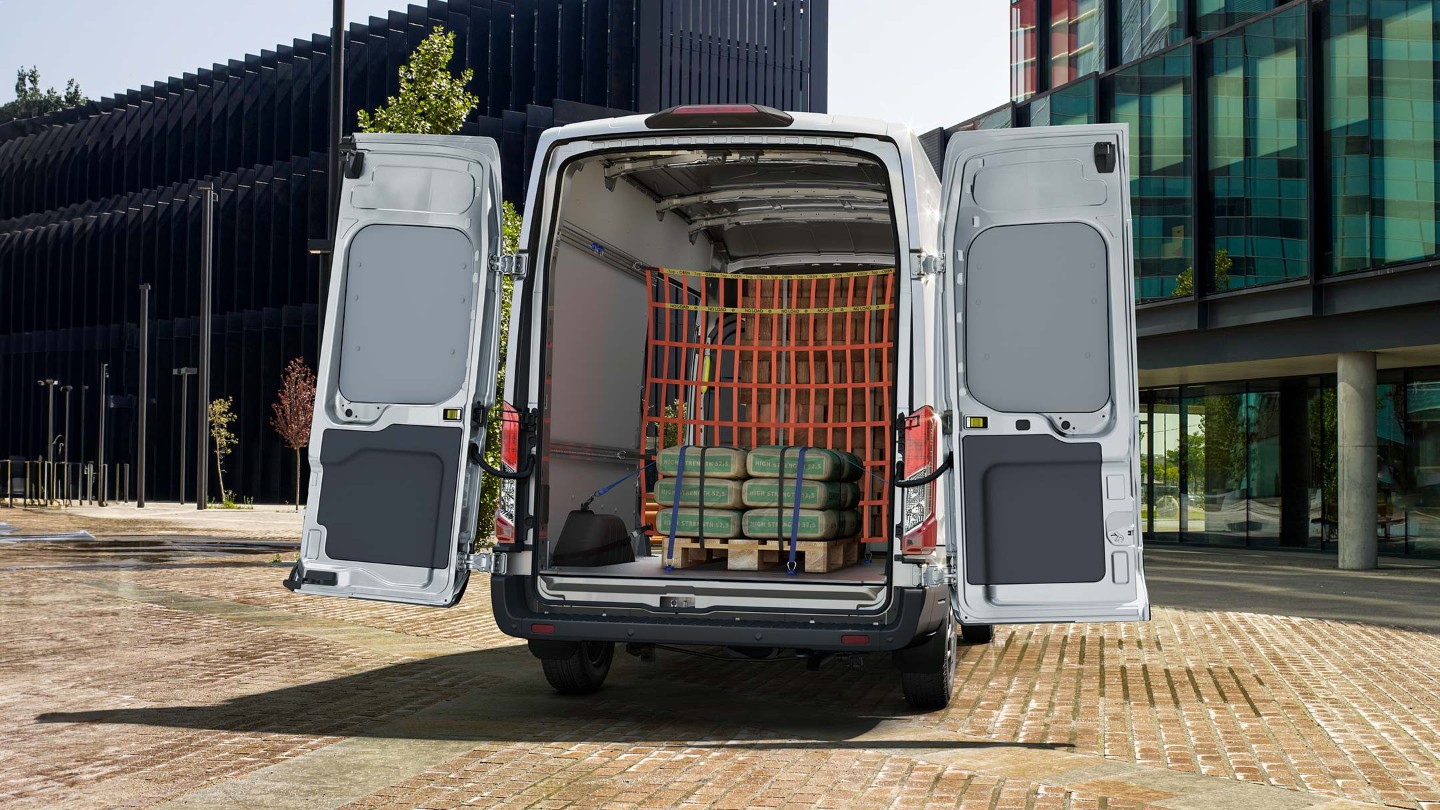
xmin=960 ymin=623 xmax=994 ymax=644
xmin=899 ymin=615 xmax=957 ymax=711
xmin=540 ymin=640 xmax=615 ymax=695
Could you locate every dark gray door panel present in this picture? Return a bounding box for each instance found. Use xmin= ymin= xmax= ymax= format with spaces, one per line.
xmin=317 ymin=425 xmax=462 ymax=570
xmin=961 ymin=434 xmax=1104 ymax=586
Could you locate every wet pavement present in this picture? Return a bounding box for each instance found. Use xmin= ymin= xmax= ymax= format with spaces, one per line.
xmin=1 ymin=531 xmax=1437 ymax=809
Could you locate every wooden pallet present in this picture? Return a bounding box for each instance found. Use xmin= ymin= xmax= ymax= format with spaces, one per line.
xmin=660 ymin=536 xmax=861 ymax=573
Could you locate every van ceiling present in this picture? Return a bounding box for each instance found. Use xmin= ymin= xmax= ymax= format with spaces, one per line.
xmin=601 ymin=149 xmax=897 ymax=266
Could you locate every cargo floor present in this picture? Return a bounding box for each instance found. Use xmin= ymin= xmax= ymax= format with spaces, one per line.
xmin=544 ymin=554 xmax=888 ymax=584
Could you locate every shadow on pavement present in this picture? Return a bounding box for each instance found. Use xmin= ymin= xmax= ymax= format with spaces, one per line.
xmin=35 ymin=646 xmax=1070 ymax=751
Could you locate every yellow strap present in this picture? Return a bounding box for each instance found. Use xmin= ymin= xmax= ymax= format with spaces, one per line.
xmin=658 ymin=301 xmax=890 ymax=315
xmin=652 ymin=266 xmax=895 ymax=281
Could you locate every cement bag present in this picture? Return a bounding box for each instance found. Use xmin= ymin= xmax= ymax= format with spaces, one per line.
xmin=745 ymin=446 xmax=862 ymax=481
xmin=655 ymin=507 xmax=745 ymax=539
xmin=653 ymin=477 xmax=746 ymax=509
xmin=656 ymin=446 xmax=749 ymax=479
xmin=742 ymin=478 xmax=860 ymax=510
xmin=742 ymin=508 xmax=861 ymax=540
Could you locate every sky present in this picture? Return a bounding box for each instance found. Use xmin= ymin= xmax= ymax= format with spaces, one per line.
xmin=0 ymin=0 xmax=1010 ymax=133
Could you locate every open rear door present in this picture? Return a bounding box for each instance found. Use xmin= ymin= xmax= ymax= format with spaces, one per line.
xmin=939 ymin=125 xmax=1147 ymax=625
xmin=289 ymin=133 xmax=507 ymax=607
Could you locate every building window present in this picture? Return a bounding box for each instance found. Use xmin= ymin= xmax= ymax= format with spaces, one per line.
xmin=1012 ymin=0 xmax=1041 ymax=102
xmin=1050 ymin=0 xmax=1107 ymax=88
xmin=1120 ymin=0 xmax=1188 ymax=63
xmin=1401 ymin=373 xmax=1440 ymax=555
xmin=1206 ymin=5 xmax=1309 ymax=292
xmin=1142 ymin=390 xmax=1185 ymax=540
xmin=952 ymin=104 xmax=1015 ymax=133
xmin=1051 ymin=77 xmax=1097 ymax=125
xmin=1108 ymin=44 xmax=1193 ymax=301
xmin=1027 ymin=94 xmax=1052 ymax=128
xmin=1324 ymin=0 xmax=1440 ymax=275
xmin=1196 ymin=0 xmax=1282 ymax=37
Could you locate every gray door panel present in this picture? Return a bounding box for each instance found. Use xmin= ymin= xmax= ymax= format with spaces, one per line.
xmin=317 ymin=425 xmax=462 ymax=570
xmin=940 ymin=125 xmax=1148 ymax=625
xmin=295 ymin=134 xmax=505 ymax=607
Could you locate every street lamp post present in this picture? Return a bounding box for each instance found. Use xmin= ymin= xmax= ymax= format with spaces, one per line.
xmin=197 ymin=182 xmax=215 ymax=510
xmin=36 ymin=379 xmax=58 ymax=502
xmin=138 ymin=283 xmax=151 ymax=508
xmin=98 ymin=364 xmax=108 ymax=507
xmin=61 ymin=385 xmax=72 ymax=500
xmin=173 ymin=367 xmax=197 ymax=504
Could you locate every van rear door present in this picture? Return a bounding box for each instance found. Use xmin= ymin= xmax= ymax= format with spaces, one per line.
xmin=938 ymin=125 xmax=1147 ymax=625
xmin=289 ymin=134 xmax=507 ymax=607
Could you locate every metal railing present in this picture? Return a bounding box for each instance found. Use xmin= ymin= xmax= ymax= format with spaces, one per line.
xmin=3 ymin=458 xmax=131 ymax=507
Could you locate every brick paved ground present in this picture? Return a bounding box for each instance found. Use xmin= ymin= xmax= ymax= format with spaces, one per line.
xmin=1 ymin=538 xmax=1436 ymax=809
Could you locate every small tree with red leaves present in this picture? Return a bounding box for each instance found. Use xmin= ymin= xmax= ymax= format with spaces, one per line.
xmin=270 ymin=357 xmax=316 ymax=511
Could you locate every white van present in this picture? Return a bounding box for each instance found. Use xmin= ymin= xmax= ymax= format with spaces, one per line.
xmin=285 ymin=106 xmax=1148 ymax=710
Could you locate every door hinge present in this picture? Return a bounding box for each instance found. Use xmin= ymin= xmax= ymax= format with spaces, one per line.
xmin=919 ymin=563 xmax=954 ymax=587
xmin=490 ymin=253 xmax=528 ymax=279
xmin=464 ymin=550 xmax=508 ymax=575
xmin=911 ymin=253 xmax=944 ymax=280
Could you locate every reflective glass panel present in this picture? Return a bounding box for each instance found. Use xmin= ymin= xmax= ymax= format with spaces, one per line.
xmin=1197 ymin=0 xmax=1281 ymax=37
xmin=1012 ymin=0 xmax=1041 ymax=101
xmin=1120 ymin=0 xmax=1188 ymax=63
xmin=1206 ymin=5 xmax=1309 ymax=291
xmin=1403 ymin=375 xmax=1440 ymax=555
xmin=1051 ymin=77 xmax=1096 ymax=125
xmin=1324 ymin=0 xmax=1440 ymax=274
xmin=1051 ymin=0 xmax=1107 ymax=87
xmin=1108 ymin=45 xmax=1193 ymax=301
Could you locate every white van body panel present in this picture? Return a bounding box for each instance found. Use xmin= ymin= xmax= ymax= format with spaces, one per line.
xmin=510 ymin=114 xmax=937 ymax=612
xmin=938 ymin=124 xmax=1148 ymax=624
xmin=294 ymin=134 xmax=506 ymax=606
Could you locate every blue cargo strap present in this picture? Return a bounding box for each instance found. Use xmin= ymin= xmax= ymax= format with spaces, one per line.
xmin=580 ymin=461 xmax=656 ymax=512
xmin=786 ymin=447 xmax=809 ymax=575
xmin=695 ymin=446 xmax=711 ymax=550
xmin=773 ymin=446 xmax=792 ymax=551
xmin=664 ymin=445 xmax=688 ymax=570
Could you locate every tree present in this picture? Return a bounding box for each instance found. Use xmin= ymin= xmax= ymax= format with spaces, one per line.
xmin=1171 ymin=248 xmax=1233 ymax=297
xmin=209 ymin=397 xmax=238 ymax=506
xmin=0 ymin=67 xmax=87 ymax=124
xmin=478 ymin=202 xmax=522 ymax=538
xmin=356 ymin=27 xmax=478 ymax=135
xmin=269 ymin=358 xmax=317 ymax=511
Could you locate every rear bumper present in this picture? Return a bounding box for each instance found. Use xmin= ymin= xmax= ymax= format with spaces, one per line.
xmin=490 ymin=574 xmax=950 ymax=652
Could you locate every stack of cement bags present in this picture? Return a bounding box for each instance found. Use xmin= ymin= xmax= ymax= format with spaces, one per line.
xmin=741 ymin=446 xmax=862 ymax=541
xmin=652 ymin=446 xmax=749 ymax=539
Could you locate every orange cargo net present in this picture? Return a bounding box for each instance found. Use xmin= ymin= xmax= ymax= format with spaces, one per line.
xmin=640 ymin=266 xmax=897 ymax=546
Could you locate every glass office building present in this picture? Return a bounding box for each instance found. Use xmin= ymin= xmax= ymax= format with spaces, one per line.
xmin=938 ymin=0 xmax=1440 ymax=557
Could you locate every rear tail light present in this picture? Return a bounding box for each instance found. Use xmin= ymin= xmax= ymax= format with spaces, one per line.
xmin=493 ymin=401 xmax=520 ymax=544
xmin=644 ymin=103 xmax=794 ymax=129
xmin=901 ymin=406 xmax=939 ymax=556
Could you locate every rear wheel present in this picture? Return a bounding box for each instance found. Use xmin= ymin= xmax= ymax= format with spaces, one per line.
xmin=540 ymin=640 xmax=615 ymax=695
xmin=899 ymin=615 xmax=957 ymax=710
xmin=960 ymin=623 xmax=994 ymax=644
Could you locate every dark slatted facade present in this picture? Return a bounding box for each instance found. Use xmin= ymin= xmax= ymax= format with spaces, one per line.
xmin=0 ymin=0 xmax=827 ymax=505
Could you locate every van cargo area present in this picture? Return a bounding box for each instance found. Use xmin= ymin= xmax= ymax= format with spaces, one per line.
xmin=535 ymin=144 xmax=900 ymax=597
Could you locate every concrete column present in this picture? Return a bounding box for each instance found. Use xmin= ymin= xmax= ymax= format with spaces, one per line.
xmin=1337 ymin=352 xmax=1378 ymax=570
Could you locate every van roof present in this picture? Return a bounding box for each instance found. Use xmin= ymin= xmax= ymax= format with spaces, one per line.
xmin=545 ymin=110 xmax=918 ymax=146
